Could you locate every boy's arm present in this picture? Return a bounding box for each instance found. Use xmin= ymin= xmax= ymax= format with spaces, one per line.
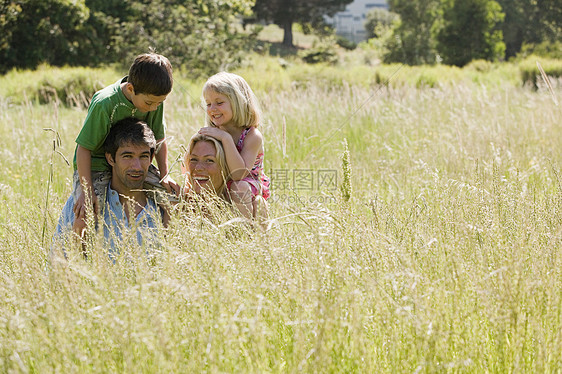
xmin=155 ymin=139 xmax=180 ymax=195
xmin=73 ymin=145 xmax=99 ymax=220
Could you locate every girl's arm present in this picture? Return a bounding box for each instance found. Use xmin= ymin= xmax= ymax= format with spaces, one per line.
xmin=198 ymin=127 xmax=263 ymax=180
xmin=155 ymin=139 xmax=180 ymax=195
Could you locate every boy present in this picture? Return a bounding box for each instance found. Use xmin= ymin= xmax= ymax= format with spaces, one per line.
xmin=72 ymin=53 xmax=179 ymax=233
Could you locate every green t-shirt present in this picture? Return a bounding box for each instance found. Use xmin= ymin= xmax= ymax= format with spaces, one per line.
xmin=73 ymin=77 xmax=166 ymax=171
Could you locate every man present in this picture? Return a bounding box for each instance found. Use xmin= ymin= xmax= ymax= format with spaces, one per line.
xmin=53 ymin=117 xmax=167 ymax=259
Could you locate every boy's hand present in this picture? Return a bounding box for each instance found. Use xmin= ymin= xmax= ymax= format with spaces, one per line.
xmin=72 ymin=208 xmax=87 ymax=238
xmin=160 ymin=174 xmax=180 ymax=196
xmin=73 ymin=189 xmax=100 ymax=219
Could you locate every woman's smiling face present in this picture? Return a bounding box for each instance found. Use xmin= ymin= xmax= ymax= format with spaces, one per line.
xmin=188 ymin=140 xmax=224 ymax=193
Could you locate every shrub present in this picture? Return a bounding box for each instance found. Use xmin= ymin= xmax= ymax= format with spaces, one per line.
xmin=335 ymin=35 xmax=357 ymax=51
xmin=466 ymin=59 xmax=493 ymax=73
xmin=519 ymin=41 xmax=562 ymax=60
xmin=299 ymin=43 xmax=338 ymax=64
xmin=1 ymin=65 xmax=116 ymax=107
xmin=519 ymin=56 xmax=562 ymax=88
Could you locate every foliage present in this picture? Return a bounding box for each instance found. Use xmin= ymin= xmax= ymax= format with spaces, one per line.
xmin=384 ymin=0 xmax=440 ymax=65
xmin=298 ymin=42 xmax=339 ymax=64
xmin=0 ymin=65 xmax=117 ymax=107
xmin=496 ymin=0 xmax=562 ymax=59
xmin=520 ymin=40 xmax=562 ymax=60
xmin=435 ymin=0 xmax=505 ymax=67
xmin=108 ymin=0 xmax=257 ymax=77
xmin=7 ymin=55 xmax=553 ymax=109
xmin=335 ymin=35 xmax=357 ymax=50
xmin=519 ymin=56 xmax=562 ymax=88
xmin=384 ymin=0 xmax=560 ymax=65
xmin=0 ymin=0 xmax=91 ymax=74
xmin=252 ymin=0 xmax=353 ymax=47
xmin=0 ymin=0 xmax=257 ymax=77
xmin=364 ymin=8 xmax=398 ymax=40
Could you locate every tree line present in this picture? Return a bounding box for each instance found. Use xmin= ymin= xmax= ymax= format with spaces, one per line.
xmin=1 ymin=0 xmax=560 ymax=75
xmin=368 ymin=0 xmax=561 ymax=66
xmin=0 ymin=0 xmax=257 ymax=75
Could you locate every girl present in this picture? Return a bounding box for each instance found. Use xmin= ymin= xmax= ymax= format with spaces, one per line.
xmin=198 ymin=72 xmax=269 ymax=220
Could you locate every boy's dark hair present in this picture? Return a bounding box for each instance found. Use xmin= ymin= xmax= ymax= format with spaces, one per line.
xmin=104 ymin=117 xmax=157 ymax=161
xmin=127 ymin=53 xmax=173 ymax=96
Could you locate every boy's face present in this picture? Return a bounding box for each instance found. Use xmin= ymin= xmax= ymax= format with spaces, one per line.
xmin=125 ymin=83 xmax=168 ymax=113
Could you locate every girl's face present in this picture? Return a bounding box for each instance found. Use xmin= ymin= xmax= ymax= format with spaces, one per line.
xmin=188 ymin=141 xmax=224 ymax=193
xmin=204 ymin=90 xmax=233 ymax=128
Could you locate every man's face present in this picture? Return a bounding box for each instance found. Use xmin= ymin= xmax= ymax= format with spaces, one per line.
xmin=106 ymin=142 xmax=153 ymax=192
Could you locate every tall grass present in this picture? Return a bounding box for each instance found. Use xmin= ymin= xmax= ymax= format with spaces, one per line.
xmin=0 ymin=58 xmax=561 ymax=372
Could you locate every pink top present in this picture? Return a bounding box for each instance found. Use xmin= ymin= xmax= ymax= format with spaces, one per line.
xmin=234 ymin=127 xmax=270 ymax=200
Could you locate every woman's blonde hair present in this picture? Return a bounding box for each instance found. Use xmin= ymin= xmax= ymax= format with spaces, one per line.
xmin=186 ymin=134 xmax=231 ymax=197
xmin=203 ymin=72 xmax=261 ymax=129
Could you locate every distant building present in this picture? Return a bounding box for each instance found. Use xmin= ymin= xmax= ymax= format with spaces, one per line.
xmin=326 ymin=0 xmax=388 ymax=43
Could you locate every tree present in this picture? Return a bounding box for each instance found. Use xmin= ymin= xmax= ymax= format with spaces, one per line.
xmin=384 ymin=0 xmax=440 ymax=65
xmin=496 ymin=0 xmax=561 ymax=59
xmin=82 ymin=0 xmax=132 ymax=64
xmin=252 ymin=0 xmax=353 ymax=47
xmin=435 ymin=0 xmax=505 ymax=66
xmin=0 ymin=0 xmax=257 ymax=77
xmin=364 ymin=8 xmax=398 ymax=40
xmin=0 ymin=0 xmax=91 ymax=73
xmin=110 ymin=0 xmax=257 ymax=77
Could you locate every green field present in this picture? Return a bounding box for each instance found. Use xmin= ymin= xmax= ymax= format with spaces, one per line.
xmin=1 ymin=53 xmax=561 ymax=372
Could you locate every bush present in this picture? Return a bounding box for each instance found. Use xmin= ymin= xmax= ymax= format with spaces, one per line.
xmin=465 ymin=59 xmax=494 ymax=73
xmin=519 ymin=41 xmax=562 ymax=60
xmin=335 ymin=35 xmax=357 ymax=51
xmin=0 ymin=65 xmax=116 ymax=107
xmin=519 ymin=56 xmax=562 ymax=88
xmin=299 ymin=43 xmax=338 ymax=64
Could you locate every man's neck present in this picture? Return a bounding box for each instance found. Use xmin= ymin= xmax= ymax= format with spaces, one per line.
xmin=110 ymin=182 xmax=148 ymax=220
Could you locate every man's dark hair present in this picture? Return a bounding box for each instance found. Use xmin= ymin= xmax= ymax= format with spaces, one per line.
xmin=127 ymin=53 xmax=173 ymax=96
xmin=104 ymin=118 xmax=157 ymax=161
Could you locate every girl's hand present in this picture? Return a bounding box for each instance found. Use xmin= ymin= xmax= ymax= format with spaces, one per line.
xmin=198 ymin=126 xmax=229 ymax=142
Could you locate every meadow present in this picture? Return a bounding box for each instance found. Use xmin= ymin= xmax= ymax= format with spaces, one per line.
xmin=0 ymin=50 xmax=561 ymax=372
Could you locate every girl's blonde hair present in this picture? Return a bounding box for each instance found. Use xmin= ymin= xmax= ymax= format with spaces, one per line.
xmin=186 ymin=134 xmax=231 ymax=197
xmin=203 ymin=72 xmax=261 ymax=129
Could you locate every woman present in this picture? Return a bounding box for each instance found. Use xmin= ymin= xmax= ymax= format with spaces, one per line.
xmin=184 ymin=134 xmax=268 ymax=220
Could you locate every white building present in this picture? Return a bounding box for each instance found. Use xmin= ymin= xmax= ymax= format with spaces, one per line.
xmin=326 ymin=0 xmax=388 ymax=43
